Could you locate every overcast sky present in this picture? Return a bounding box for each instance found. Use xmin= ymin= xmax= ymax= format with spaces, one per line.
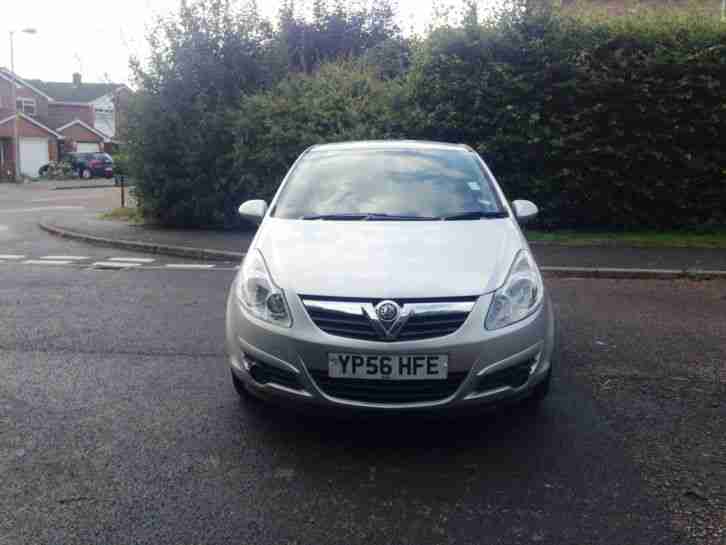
xmin=1 ymin=0 xmax=494 ymax=86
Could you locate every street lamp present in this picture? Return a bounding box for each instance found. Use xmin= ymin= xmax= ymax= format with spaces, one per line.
xmin=9 ymin=27 xmax=37 ymax=181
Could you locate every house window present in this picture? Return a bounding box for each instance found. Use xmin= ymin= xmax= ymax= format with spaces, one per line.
xmin=16 ymin=98 xmax=37 ymax=116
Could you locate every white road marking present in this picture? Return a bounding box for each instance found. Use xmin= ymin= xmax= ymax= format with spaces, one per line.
xmin=0 ymin=225 xmax=8 ymax=232
xmin=23 ymin=259 xmax=73 ymax=265
xmin=0 ymin=254 xmax=25 ymax=260
xmin=30 ymin=195 xmax=103 ymax=202
xmin=41 ymin=256 xmax=89 ymax=260
xmin=1 ymin=206 xmax=85 ymax=213
xmin=92 ymin=261 xmax=141 ymax=269
xmin=30 ymin=196 xmax=92 ymax=202
xmin=165 ymin=264 xmax=216 ymax=269
xmin=108 ymin=257 xmax=156 ymax=263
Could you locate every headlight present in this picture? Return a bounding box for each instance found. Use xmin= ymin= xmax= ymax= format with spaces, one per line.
xmin=236 ymin=250 xmax=292 ymax=327
xmin=485 ymin=250 xmax=543 ymax=330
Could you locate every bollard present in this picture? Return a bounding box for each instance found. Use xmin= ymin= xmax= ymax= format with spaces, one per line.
xmin=117 ymin=175 xmax=126 ymax=208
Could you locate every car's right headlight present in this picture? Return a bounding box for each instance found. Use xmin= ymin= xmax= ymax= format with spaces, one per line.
xmin=236 ymin=249 xmax=292 ymax=327
xmin=485 ymin=250 xmax=543 ymax=330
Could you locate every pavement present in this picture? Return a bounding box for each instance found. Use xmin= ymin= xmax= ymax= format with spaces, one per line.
xmin=51 ymin=179 xmax=121 ymax=190
xmin=42 ymin=212 xmax=252 ymax=260
xmin=1 ymin=181 xmax=725 ymax=545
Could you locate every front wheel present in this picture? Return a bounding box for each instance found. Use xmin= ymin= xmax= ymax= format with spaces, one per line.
xmin=82 ymin=168 xmax=92 ymax=179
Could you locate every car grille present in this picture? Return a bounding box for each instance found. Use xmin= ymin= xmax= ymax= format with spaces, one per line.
xmin=397 ymin=313 xmax=470 ymax=341
xmin=475 ymin=359 xmax=534 ymax=392
xmin=309 ymin=370 xmax=468 ymax=404
xmin=302 ymin=297 xmax=476 ymax=342
xmin=305 ymin=306 xmax=378 ymax=340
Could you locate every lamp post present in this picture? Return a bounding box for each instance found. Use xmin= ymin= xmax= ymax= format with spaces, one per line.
xmin=9 ymin=27 xmax=37 ymax=181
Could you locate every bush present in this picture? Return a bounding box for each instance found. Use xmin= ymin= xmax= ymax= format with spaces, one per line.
xmin=403 ymin=8 xmax=726 ymax=228
xmin=41 ymin=160 xmax=75 ymax=180
xmin=231 ymin=62 xmax=408 ymax=205
xmin=129 ymin=0 xmax=726 ymax=230
xmin=127 ymin=0 xmax=278 ymax=227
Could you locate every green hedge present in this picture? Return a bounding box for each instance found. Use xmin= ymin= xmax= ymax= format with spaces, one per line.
xmin=232 ymin=62 xmax=408 ymax=204
xmin=130 ymin=2 xmax=726 ymax=229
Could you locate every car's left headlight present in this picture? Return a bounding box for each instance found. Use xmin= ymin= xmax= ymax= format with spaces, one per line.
xmin=485 ymin=250 xmax=543 ymax=330
xmin=236 ymin=249 xmax=292 ymax=327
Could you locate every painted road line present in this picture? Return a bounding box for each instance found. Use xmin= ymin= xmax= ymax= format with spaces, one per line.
xmin=2 ymin=206 xmax=85 ymax=213
xmin=0 ymin=254 xmax=25 ymax=260
xmin=41 ymin=256 xmax=89 ymax=260
xmin=23 ymin=260 xmax=73 ymax=266
xmin=165 ymin=264 xmax=216 ymax=269
xmin=31 ymin=196 xmax=97 ymax=202
xmin=108 ymin=257 xmax=156 ymax=263
xmin=92 ymin=261 xmax=142 ymax=269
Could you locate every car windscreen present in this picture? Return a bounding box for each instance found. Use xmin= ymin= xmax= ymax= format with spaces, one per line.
xmin=271 ymin=148 xmax=505 ymax=220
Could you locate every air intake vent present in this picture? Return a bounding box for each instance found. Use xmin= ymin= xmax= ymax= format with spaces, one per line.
xmin=309 ymin=370 xmax=467 ymax=404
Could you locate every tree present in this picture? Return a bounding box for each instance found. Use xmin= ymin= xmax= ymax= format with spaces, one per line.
xmin=127 ymin=0 xmax=277 ymax=226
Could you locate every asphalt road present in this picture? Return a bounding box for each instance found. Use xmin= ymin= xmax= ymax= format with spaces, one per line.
xmin=1 ymin=183 xmax=722 ymax=545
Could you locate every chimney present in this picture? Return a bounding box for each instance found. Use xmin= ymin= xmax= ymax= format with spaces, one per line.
xmin=72 ymin=72 xmax=82 ymax=86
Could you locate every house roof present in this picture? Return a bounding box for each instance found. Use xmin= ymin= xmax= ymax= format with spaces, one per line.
xmin=0 ymin=113 xmax=63 ymax=138
xmin=0 ymin=69 xmax=56 ymax=101
xmin=25 ymin=80 xmax=126 ymax=103
xmin=56 ymin=119 xmax=110 ymax=141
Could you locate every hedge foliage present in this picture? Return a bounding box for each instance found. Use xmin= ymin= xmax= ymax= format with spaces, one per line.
xmin=128 ymin=1 xmax=726 ymax=229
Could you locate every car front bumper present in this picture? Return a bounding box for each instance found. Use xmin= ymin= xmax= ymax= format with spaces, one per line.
xmin=225 ymin=290 xmax=555 ymax=413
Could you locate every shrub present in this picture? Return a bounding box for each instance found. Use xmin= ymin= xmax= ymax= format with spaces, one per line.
xmin=404 ymin=8 xmax=726 ymax=228
xmin=41 ymin=160 xmax=75 ymax=180
xmin=126 ymin=0 xmax=278 ymax=227
xmin=129 ymin=0 xmax=726 ymax=230
xmin=230 ymin=61 xmax=408 ymax=207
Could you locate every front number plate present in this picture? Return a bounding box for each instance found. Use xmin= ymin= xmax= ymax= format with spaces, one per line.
xmin=328 ymin=353 xmax=448 ymax=380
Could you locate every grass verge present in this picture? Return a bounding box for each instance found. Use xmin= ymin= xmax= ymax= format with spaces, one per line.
xmin=526 ymin=229 xmax=726 ymax=249
xmin=99 ymin=207 xmax=144 ymax=224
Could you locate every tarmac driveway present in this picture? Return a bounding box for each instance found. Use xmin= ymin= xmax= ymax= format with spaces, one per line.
xmin=1 ymin=263 xmax=724 ymax=544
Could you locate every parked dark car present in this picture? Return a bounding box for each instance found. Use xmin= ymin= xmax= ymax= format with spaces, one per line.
xmin=68 ymin=152 xmax=114 ymax=179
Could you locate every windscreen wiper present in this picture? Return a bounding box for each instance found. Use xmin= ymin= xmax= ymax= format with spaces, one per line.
xmin=302 ymin=213 xmax=437 ymax=221
xmin=441 ymin=211 xmax=508 ymax=221
xmin=365 ymin=213 xmax=437 ymax=221
xmin=302 ymin=213 xmax=370 ymax=220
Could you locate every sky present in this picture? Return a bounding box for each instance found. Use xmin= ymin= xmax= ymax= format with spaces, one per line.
xmin=1 ymin=0 xmax=494 ymax=86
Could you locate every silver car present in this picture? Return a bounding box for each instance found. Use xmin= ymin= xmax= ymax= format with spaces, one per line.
xmin=226 ymin=141 xmax=555 ymax=413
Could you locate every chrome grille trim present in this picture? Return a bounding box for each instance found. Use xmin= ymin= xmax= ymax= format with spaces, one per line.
xmin=301 ymin=297 xmax=476 ymax=342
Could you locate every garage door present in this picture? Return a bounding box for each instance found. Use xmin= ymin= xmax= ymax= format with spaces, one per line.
xmin=19 ymin=138 xmax=49 ymax=177
xmin=77 ymin=142 xmax=101 ymax=153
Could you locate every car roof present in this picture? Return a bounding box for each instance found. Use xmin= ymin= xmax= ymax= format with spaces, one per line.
xmin=308 ymin=140 xmax=473 ymax=153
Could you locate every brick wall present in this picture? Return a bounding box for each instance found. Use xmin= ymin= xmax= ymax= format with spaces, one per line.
xmin=0 ymin=116 xmax=55 ymax=138
xmin=0 ymin=77 xmax=51 ymax=125
xmin=49 ymin=103 xmax=95 ymax=131
xmin=58 ymin=122 xmax=104 ymax=143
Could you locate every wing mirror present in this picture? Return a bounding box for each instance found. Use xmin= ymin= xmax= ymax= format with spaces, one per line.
xmin=238 ymin=200 xmax=268 ymax=224
xmin=512 ymin=200 xmax=538 ymax=225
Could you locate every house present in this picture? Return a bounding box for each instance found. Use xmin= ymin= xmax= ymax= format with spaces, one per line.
xmin=0 ymin=68 xmax=130 ymax=179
